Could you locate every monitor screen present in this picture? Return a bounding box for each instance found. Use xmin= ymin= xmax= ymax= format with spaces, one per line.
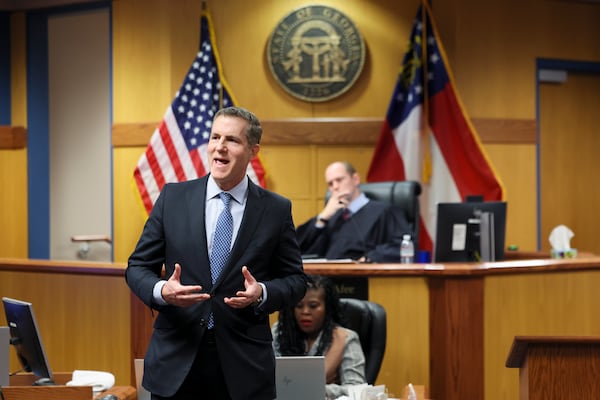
xmin=434 ymin=201 xmax=507 ymax=262
xmin=2 ymin=297 xmax=54 ymax=385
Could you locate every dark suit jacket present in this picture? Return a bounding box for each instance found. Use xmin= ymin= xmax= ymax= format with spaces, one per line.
xmin=126 ymin=175 xmax=307 ymax=399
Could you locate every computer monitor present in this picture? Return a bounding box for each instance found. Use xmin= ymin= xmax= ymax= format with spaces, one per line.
xmin=434 ymin=201 xmax=507 ymax=262
xmin=2 ymin=297 xmax=54 ymax=385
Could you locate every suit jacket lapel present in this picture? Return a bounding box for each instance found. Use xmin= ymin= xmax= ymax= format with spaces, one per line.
xmin=186 ymin=177 xmax=212 ymax=287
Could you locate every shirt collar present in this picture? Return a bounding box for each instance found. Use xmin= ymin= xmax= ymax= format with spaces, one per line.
xmin=347 ymin=192 xmax=369 ymax=214
xmin=207 ymin=175 xmax=248 ymax=204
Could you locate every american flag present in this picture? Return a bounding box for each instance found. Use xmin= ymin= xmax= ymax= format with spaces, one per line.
xmin=367 ymin=1 xmax=504 ymax=251
xmin=134 ymin=12 xmax=266 ymax=214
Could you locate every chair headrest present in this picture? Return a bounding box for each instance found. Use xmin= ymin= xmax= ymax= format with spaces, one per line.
xmin=358 ymin=181 xmax=421 ymax=223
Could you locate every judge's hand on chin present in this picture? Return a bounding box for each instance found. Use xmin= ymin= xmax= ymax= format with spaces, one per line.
xmin=321 ymin=192 xmax=350 ymax=220
xmin=162 ymin=263 xmax=210 ymax=307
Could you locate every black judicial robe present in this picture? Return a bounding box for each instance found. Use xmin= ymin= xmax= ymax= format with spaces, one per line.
xmin=296 ymin=200 xmax=412 ymax=262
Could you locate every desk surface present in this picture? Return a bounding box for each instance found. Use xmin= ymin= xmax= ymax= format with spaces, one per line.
xmin=302 ymin=253 xmax=600 ymax=276
xmin=2 ymin=253 xmax=598 ymax=277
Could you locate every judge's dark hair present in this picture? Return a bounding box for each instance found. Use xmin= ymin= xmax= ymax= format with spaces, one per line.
xmin=275 ymin=275 xmax=341 ymax=356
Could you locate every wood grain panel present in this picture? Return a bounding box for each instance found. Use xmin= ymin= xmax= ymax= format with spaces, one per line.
xmin=112 ymin=148 xmax=147 ymax=263
xmin=369 ymin=277 xmax=430 ymax=397
xmin=1 ymin=385 xmax=92 ymax=400
xmin=507 ymin=338 xmax=600 ymax=400
xmin=10 ymin=12 xmax=27 ymax=126
xmin=540 ymin=73 xmax=600 ymax=255
xmin=527 ymin=344 xmax=600 ymax=399
xmin=0 ymin=148 xmax=28 ymax=257
xmin=484 ymin=144 xmax=537 ymax=251
xmin=7 ymin=372 xmax=136 ymax=400
xmin=429 ymin=277 xmax=484 ymax=400
xmin=0 ymin=264 xmax=131 ymax=386
xmin=0 ymin=126 xmax=26 ymax=149
xmin=485 ymin=271 xmax=600 ymax=400
xmin=111 ymin=118 xmax=537 ymax=147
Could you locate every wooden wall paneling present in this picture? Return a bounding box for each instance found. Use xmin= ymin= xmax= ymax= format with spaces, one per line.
xmin=258 ymin=144 xmax=316 ymax=225
xmin=112 ymin=147 xmax=147 ymax=263
xmin=369 ymin=277 xmax=430 ymax=397
xmin=0 ymin=269 xmax=132 ymax=385
xmin=0 ymin=149 xmax=28 ymax=257
xmin=484 ymin=271 xmax=600 ymax=400
xmin=112 ymin=118 xmax=536 ymax=148
xmin=540 ymin=73 xmax=600 ymax=255
xmin=112 ymin=0 xmax=187 ymax=123
xmin=10 ymin=12 xmax=27 ymax=126
xmin=447 ymin=0 xmax=538 ymax=118
xmin=484 ymin=143 xmax=537 ymax=251
xmin=259 ymin=145 xmax=314 ymax=193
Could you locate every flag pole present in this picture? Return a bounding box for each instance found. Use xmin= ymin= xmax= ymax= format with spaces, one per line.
xmin=421 ymin=0 xmax=432 ymax=184
xmin=201 ymin=4 xmax=225 ymax=109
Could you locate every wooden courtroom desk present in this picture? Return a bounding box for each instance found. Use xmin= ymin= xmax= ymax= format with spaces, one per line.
xmin=0 ymin=259 xmax=132 ymax=386
xmin=302 ymin=256 xmax=600 ymax=400
xmin=4 ymin=256 xmax=600 ymax=400
xmin=4 ymin=372 xmax=135 ymax=400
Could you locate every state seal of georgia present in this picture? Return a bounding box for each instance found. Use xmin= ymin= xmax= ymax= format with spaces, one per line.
xmin=267 ymin=5 xmax=366 ymax=102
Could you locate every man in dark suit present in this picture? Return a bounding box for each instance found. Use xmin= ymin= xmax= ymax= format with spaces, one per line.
xmin=297 ymin=161 xmax=411 ymax=262
xmin=126 ymin=106 xmax=307 ymax=400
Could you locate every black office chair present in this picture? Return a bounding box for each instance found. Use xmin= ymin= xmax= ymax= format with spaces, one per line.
xmin=338 ymin=297 xmax=387 ymax=384
xmin=358 ymin=181 xmax=421 ymax=243
xmin=325 ymin=180 xmax=422 ymax=243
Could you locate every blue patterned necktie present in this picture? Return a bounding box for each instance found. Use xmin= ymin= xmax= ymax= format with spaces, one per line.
xmin=210 ymin=192 xmax=233 ymax=283
xmin=208 ymin=192 xmax=233 ymax=329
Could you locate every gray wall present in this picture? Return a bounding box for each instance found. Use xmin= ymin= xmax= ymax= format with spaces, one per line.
xmin=48 ymin=8 xmax=111 ymax=261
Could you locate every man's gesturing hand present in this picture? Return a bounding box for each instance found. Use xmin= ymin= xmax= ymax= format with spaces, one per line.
xmin=162 ymin=263 xmax=210 ymax=307
xmin=224 ymin=266 xmax=263 ymax=308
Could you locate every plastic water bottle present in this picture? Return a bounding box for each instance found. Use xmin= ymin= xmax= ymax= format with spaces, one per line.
xmin=400 ymin=234 xmax=414 ymax=263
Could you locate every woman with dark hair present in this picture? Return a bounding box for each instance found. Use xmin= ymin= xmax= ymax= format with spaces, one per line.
xmin=272 ymin=275 xmax=366 ymax=399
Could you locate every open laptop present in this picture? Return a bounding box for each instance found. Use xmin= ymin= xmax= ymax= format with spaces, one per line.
xmin=276 ymin=356 xmax=325 ymax=400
